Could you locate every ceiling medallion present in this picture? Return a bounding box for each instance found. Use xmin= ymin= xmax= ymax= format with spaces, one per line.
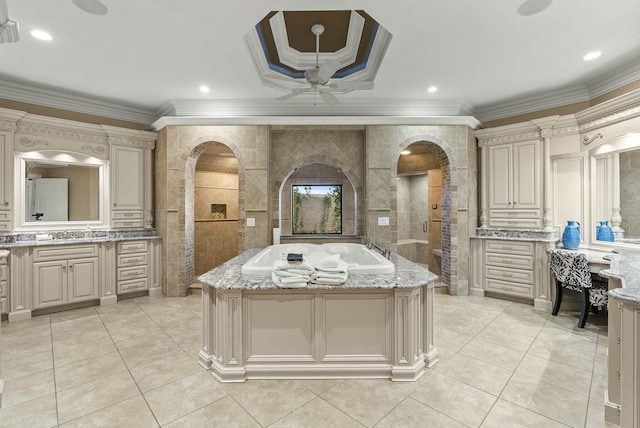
xmin=244 ymin=10 xmax=392 ymax=103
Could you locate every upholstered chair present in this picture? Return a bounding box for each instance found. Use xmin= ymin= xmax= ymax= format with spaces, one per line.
xmin=547 ymin=249 xmax=608 ymax=328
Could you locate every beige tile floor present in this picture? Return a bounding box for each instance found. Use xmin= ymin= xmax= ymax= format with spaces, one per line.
xmin=0 ymin=292 xmax=616 ymax=428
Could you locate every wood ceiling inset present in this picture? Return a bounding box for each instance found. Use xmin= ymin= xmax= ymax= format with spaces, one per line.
xmin=244 ymin=10 xmax=392 ymax=95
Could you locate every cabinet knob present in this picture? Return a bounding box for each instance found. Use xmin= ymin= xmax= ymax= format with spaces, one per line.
xmin=3 ymin=202 xmax=8 ymax=206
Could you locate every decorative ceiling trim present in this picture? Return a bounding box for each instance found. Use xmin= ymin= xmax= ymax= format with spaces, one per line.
xmin=270 ymin=11 xmax=364 ymax=71
xmin=149 ymin=114 xmax=482 ymax=132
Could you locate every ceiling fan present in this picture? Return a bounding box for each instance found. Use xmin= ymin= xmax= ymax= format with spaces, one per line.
xmin=517 ymin=0 xmax=553 ymax=16
xmin=0 ymin=0 xmax=20 ymax=43
xmin=276 ymin=23 xmax=374 ymax=105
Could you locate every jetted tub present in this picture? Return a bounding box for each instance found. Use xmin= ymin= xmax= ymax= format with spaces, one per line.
xmin=241 ymin=243 xmax=395 ymax=275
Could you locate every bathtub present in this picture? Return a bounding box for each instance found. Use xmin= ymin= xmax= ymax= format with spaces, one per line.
xmin=241 ymin=243 xmax=395 ymax=275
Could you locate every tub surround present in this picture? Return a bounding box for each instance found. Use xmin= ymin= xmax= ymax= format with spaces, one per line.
xmin=198 ymin=249 xmax=438 ymax=382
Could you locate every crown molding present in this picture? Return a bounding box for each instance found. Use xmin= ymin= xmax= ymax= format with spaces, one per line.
xmin=586 ymin=57 xmax=640 ymax=99
xmin=474 ymin=85 xmax=591 ymax=123
xmin=149 ymin=114 xmax=481 ymax=132
xmin=0 ymin=79 xmax=158 ymax=125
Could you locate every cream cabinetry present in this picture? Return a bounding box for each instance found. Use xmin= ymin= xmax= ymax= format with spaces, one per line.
xmin=607 ymin=291 xmax=640 ymax=427
xmin=110 ymin=145 xmax=145 ymax=228
xmin=32 ymin=244 xmax=99 ymax=309
xmin=0 ymin=250 xmax=8 ymax=316
xmin=484 ymin=240 xmax=535 ymax=298
xmin=0 ymin=131 xmax=13 ymax=233
xmin=486 ymin=140 xmax=541 ymax=228
xmin=116 ymin=240 xmax=149 ymax=293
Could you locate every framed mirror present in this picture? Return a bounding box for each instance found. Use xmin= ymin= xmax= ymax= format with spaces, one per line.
xmin=590 ymin=132 xmax=640 ymax=246
xmin=14 ymin=151 xmax=109 ymax=231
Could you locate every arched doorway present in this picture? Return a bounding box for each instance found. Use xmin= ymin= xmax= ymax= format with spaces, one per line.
xmin=395 ymin=139 xmax=452 ymax=288
xmin=186 ymin=142 xmax=239 ymax=292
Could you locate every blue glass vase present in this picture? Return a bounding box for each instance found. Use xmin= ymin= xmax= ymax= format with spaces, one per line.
xmin=562 ymin=220 xmax=580 ymax=249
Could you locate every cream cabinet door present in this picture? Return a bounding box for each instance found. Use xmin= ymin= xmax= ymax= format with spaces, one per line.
xmin=111 ymin=145 xmax=143 ymax=211
xmin=68 ymin=257 xmax=99 ymax=302
xmin=33 ymin=260 xmax=67 ymax=309
xmin=488 ymin=144 xmax=512 ymax=209
xmin=512 ymin=140 xmax=540 ymax=209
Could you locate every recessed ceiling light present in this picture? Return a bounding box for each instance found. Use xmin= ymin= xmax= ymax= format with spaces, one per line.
xmin=30 ymin=29 xmax=52 ymax=41
xmin=401 ymin=150 xmax=411 ymax=155
xmin=427 ymin=86 xmax=438 ymax=93
xmin=199 ymin=86 xmax=210 ymax=93
xmin=583 ymin=51 xmax=602 ymax=61
xmin=72 ymin=0 xmax=109 ymax=16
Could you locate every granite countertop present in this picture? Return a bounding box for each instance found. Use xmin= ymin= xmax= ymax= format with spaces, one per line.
xmin=598 ymin=248 xmax=640 ymax=305
xmin=474 ymin=227 xmax=559 ymax=242
xmin=198 ymin=248 xmax=438 ymax=291
xmin=0 ymin=233 xmax=162 ymax=248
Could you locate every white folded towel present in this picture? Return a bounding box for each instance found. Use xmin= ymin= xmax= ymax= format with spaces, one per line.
xmin=271 ymin=260 xmax=315 ymax=288
xmin=311 ymin=259 xmax=349 ymax=285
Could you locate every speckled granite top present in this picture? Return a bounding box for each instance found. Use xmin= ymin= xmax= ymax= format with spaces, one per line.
xmin=474 ymin=227 xmax=559 ymax=242
xmin=0 ymin=230 xmax=161 ymax=248
xmin=198 ymin=248 xmax=438 ymax=290
xmin=597 ymin=248 xmax=640 ymax=305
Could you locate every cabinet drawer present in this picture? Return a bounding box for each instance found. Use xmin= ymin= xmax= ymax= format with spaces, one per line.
xmin=1 ymin=296 xmax=7 ymax=315
xmin=485 ymin=266 xmax=534 ymax=284
xmin=0 ymin=211 xmax=10 ymax=221
xmin=117 ymin=253 xmax=148 ymax=267
xmin=113 ymin=219 xmax=144 ymax=228
xmin=485 ymin=253 xmax=534 ymax=270
xmin=485 ymin=240 xmax=534 ymax=256
xmin=117 ymin=265 xmax=147 ymax=281
xmin=0 ymin=221 xmax=12 ymax=232
xmin=486 ymin=278 xmax=534 ymax=298
xmin=117 ymin=278 xmax=148 ymax=294
xmin=489 ymin=210 xmax=540 ymax=219
xmin=33 ymin=244 xmax=99 ymax=262
xmin=117 ymin=240 xmax=148 ymax=254
xmin=488 ymin=218 xmax=541 ymax=228
xmin=113 ymin=211 xmax=143 ymax=219
xmin=0 ymin=263 xmax=6 ymax=281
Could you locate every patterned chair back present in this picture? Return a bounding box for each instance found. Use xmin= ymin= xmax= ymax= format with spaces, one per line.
xmin=548 ymin=249 xmax=592 ymax=293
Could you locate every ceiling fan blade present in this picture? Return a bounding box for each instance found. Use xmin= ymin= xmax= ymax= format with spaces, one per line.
xmin=316 ymin=59 xmax=341 ymax=83
xmin=319 ymin=90 xmax=339 ymax=105
xmin=330 ymin=81 xmax=374 ymax=91
xmin=276 ymin=88 xmax=312 ymax=101
xmin=517 ymin=0 xmax=552 ymax=16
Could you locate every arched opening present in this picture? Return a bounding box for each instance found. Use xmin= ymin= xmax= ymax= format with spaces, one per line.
xmin=186 ymin=142 xmax=239 ymax=292
xmin=396 ymin=141 xmax=451 ymax=287
xmin=278 ymin=162 xmax=358 ymax=240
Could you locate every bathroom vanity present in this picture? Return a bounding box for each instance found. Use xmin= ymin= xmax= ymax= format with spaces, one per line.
xmin=0 ymin=107 xmax=162 ymax=321
xmin=198 ymin=247 xmax=438 ymax=382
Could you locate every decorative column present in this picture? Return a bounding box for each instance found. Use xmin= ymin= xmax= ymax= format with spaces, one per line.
xmin=531 ymin=117 xmax=559 ymax=231
xmin=609 ymin=153 xmax=625 ymax=240
xmin=477 ymin=140 xmax=488 ymax=228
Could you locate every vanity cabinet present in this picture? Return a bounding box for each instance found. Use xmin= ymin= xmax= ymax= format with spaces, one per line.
xmin=32 ymin=244 xmax=99 ymax=309
xmin=0 ymin=131 xmax=12 ymax=232
xmin=0 ymin=250 xmax=8 ymax=316
xmin=111 ymin=145 xmax=145 ymax=228
xmin=486 ymin=140 xmax=541 ymax=228
xmin=483 ymin=240 xmax=535 ymax=298
xmin=116 ymin=240 xmax=149 ymax=293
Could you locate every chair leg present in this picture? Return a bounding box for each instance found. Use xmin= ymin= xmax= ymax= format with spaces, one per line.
xmin=592 ymin=306 xmax=599 ymax=315
xmin=552 ymin=279 xmax=563 ymax=316
xmin=578 ymin=287 xmax=590 ymax=328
